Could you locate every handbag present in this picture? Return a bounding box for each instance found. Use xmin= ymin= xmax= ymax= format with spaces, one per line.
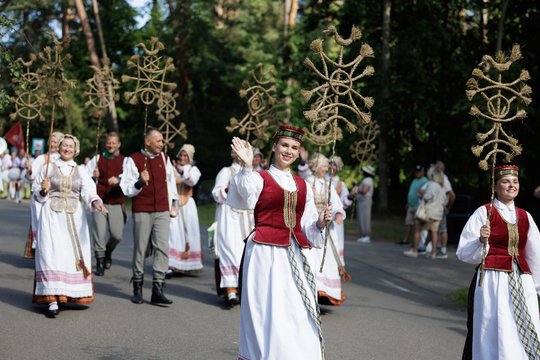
xmin=415 ymin=203 xmax=430 ymax=222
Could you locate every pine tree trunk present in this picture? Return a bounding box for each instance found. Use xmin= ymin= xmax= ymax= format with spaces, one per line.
xmin=73 ymin=0 xmax=100 ymax=69
xmin=496 ymin=0 xmax=509 ymax=53
xmin=92 ymin=0 xmax=119 ymax=133
xmin=377 ymin=0 xmax=392 ymax=213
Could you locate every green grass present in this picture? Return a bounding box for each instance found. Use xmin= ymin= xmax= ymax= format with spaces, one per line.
xmin=198 ymin=203 xmax=216 ymax=225
xmin=344 ymin=212 xmax=404 ymax=243
xmin=447 ymin=287 xmax=469 ymax=310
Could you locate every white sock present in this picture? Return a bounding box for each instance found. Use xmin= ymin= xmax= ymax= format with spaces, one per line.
xmin=49 ymin=302 xmax=58 ymax=311
xmin=441 ymin=247 xmax=447 ymax=253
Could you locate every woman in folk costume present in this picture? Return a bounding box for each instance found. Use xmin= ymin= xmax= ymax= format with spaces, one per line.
xmin=305 ymin=152 xmax=346 ymax=305
xmin=227 ymin=125 xmax=333 ymax=360
xmin=212 ymin=150 xmax=254 ymax=306
xmin=457 ymin=164 xmax=540 ymax=360
xmin=33 ymin=134 xmax=107 ymax=317
xmin=167 ymin=144 xmax=203 ymax=274
xmin=24 ymin=131 xmax=63 ymax=259
xmin=329 ymin=156 xmax=352 ymax=265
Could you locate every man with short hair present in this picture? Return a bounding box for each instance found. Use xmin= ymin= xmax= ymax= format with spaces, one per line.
xmin=86 ymin=132 xmax=127 ymax=276
xmin=120 ymin=127 xmax=178 ymax=305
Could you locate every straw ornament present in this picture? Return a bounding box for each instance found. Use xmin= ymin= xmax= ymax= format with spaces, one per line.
xmin=9 ymin=54 xmax=47 ymax=156
xmin=302 ymin=25 xmax=374 ymax=146
xmin=351 ymin=121 xmax=379 ymax=167
xmin=226 ymin=63 xmax=279 ymax=149
xmin=12 ymin=32 xmax=75 ymax=174
xmin=467 ymin=44 xmax=531 ymax=171
xmin=84 ymin=58 xmax=120 ymax=119
xmin=84 ymin=58 xmax=121 ymax=155
xmin=303 ymin=25 xmax=374 ymax=283
xmin=122 ymin=37 xmax=187 ymax=150
xmin=466 ymin=44 xmax=533 ymax=287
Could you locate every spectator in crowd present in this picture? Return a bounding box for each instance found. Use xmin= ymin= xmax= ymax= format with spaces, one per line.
xmin=398 ymin=165 xmax=428 ymax=245
xmin=404 ymin=165 xmax=446 ymax=258
xmin=435 ymin=160 xmax=456 ymax=259
xmin=353 ymin=165 xmax=375 ymax=243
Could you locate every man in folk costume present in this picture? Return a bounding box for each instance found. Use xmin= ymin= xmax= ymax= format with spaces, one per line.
xmin=24 ymin=131 xmax=63 ymax=259
xmin=86 ymin=132 xmax=127 ymax=276
xmin=166 ymin=144 xmax=203 ymax=276
xmin=120 ymin=127 xmax=178 ymax=305
xmin=228 ymin=125 xmax=333 ymax=360
xmin=212 ymin=150 xmax=253 ymax=307
xmin=457 ymin=164 xmax=540 ymax=359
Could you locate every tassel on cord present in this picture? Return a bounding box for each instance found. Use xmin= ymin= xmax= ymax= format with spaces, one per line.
xmin=80 ymin=259 xmax=91 ymax=279
xmin=339 ymin=266 xmax=352 ymax=282
xmin=182 ymin=242 xmax=190 ymax=260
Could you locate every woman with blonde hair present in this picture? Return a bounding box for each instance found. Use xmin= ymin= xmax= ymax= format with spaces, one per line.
xmin=305 ymin=152 xmax=346 ymax=305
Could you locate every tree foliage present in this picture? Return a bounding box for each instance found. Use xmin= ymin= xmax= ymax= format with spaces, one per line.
xmin=0 ymin=0 xmax=539 ymax=211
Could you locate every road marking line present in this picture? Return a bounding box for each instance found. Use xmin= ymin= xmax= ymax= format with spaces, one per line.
xmin=380 ymin=278 xmax=412 ymax=293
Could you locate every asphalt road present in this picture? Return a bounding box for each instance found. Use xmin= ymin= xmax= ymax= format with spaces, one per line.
xmin=0 ymin=199 xmax=473 ymax=360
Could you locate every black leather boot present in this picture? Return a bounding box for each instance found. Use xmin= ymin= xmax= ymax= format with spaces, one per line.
xmin=104 ymin=251 xmax=112 ymax=270
xmin=151 ymin=282 xmax=173 ymax=305
xmin=95 ymin=256 xmax=105 ymax=276
xmin=104 ymin=239 xmax=119 ymax=269
xmin=131 ymin=280 xmax=144 ymax=304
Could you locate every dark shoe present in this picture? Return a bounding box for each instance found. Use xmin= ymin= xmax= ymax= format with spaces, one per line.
xmin=151 ymin=282 xmax=173 ymax=305
xmin=105 ymin=239 xmax=119 ymax=269
xmin=47 ymin=302 xmax=59 ymax=318
xmin=226 ymin=288 xmax=239 ymax=307
xmin=397 ymin=240 xmax=410 ymax=245
xmin=95 ymin=256 xmax=105 ymax=277
xmin=131 ymin=280 xmax=144 ymax=304
xmin=227 ymin=296 xmax=240 ymax=307
xmin=104 ymin=253 xmax=112 ymax=270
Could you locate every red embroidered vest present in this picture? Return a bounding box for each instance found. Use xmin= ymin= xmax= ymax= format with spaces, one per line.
xmin=252 ymin=170 xmax=311 ymax=248
xmin=483 ymin=204 xmax=531 ymax=273
xmin=130 ymin=152 xmax=169 ymax=213
xmin=96 ymin=154 xmax=125 ymax=205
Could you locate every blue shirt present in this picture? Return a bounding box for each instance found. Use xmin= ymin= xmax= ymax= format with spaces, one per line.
xmin=407 ymin=177 xmax=428 ymax=207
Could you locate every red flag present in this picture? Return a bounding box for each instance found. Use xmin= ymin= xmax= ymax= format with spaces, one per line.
xmin=4 ymin=121 xmax=24 ymax=150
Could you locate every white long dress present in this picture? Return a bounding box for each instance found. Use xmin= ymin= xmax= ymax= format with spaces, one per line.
xmin=306 ymin=175 xmax=346 ymax=304
xmin=212 ymin=162 xmax=253 ymax=289
xmin=333 ymin=176 xmax=352 ymax=265
xmin=457 ymin=198 xmax=540 ymax=360
xmin=168 ymin=164 xmax=203 ymax=271
xmin=228 ymin=165 xmax=325 ymax=360
xmin=33 ymin=158 xmax=100 ymax=303
xmin=29 ymin=153 xmax=60 ymax=246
